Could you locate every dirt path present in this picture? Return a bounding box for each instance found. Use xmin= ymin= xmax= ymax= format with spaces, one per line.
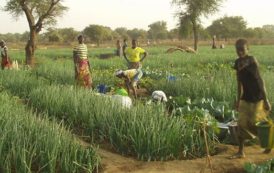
xmin=98 ymin=144 xmax=274 ymax=173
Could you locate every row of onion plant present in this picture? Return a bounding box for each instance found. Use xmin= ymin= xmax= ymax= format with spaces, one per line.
xmin=0 ymin=90 xmax=99 ymax=173
xmin=0 ymin=70 xmax=218 ymax=161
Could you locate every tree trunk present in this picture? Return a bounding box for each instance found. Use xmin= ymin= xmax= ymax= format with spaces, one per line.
xmin=193 ymin=22 xmax=198 ymax=51
xmin=25 ymin=29 xmax=37 ymax=66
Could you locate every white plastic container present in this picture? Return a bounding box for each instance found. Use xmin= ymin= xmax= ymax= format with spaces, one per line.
xmin=112 ymin=95 xmax=132 ymax=109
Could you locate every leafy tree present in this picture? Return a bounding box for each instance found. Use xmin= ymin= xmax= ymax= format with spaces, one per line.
xmin=20 ymin=31 xmax=30 ymax=42
xmin=115 ymin=27 xmax=129 ymax=39
xmin=2 ymin=33 xmax=19 ymax=42
xmin=111 ymin=31 xmax=121 ymax=41
xmin=253 ymin=27 xmax=264 ymax=39
xmin=83 ymin=25 xmax=112 ymax=46
xmin=168 ymin=28 xmax=179 ymax=40
xmin=262 ymin=25 xmax=274 ymax=38
xmin=178 ymin=22 xmax=209 ymax=40
xmin=148 ymin=21 xmax=168 ymax=40
xmin=44 ymin=28 xmax=62 ymax=42
xmin=172 ymin=0 xmax=223 ymax=51
xmin=243 ymin=28 xmax=257 ymax=38
xmin=207 ymin=16 xmax=247 ymax=40
xmin=199 ymin=25 xmax=210 ymax=40
xmin=262 ymin=25 xmax=274 ymax=32
xmin=58 ymin=28 xmax=79 ymax=43
xmin=103 ymin=26 xmax=114 ymax=41
xmin=0 ymin=33 xmax=20 ymax=42
xmin=127 ymin=28 xmax=147 ymax=40
xmin=3 ymin=0 xmax=68 ymax=65
xmin=178 ymin=14 xmax=193 ymax=39
xmin=43 ymin=27 xmax=79 ymax=43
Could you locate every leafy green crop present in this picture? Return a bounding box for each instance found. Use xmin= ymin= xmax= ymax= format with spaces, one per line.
xmin=0 ymin=91 xmax=99 ymax=173
xmin=167 ymin=96 xmax=236 ymax=122
xmin=3 ymin=45 xmax=274 ymax=165
xmin=245 ymin=159 xmax=274 ymax=173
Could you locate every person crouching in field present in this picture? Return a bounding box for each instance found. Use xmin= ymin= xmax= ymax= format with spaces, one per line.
xmin=115 ymin=69 xmax=143 ymax=98
xmin=0 ymin=40 xmax=12 ymax=70
xmin=231 ymin=39 xmax=272 ymax=159
xmin=123 ymin=39 xmax=147 ymax=69
xmin=73 ymin=35 xmax=92 ymax=89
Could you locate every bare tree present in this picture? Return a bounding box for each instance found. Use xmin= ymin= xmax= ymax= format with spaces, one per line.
xmin=3 ymin=0 xmax=68 ymax=65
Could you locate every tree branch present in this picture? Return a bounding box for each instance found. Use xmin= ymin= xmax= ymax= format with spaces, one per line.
xmin=35 ymin=0 xmax=61 ymax=32
xmin=20 ymin=0 xmax=35 ymax=30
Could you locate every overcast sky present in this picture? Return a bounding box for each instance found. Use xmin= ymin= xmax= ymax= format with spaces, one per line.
xmin=0 ymin=0 xmax=274 ymax=34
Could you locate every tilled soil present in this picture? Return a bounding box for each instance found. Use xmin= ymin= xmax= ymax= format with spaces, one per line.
xmin=98 ymin=144 xmax=274 ymax=173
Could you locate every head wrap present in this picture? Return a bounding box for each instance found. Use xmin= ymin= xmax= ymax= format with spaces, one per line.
xmin=0 ymin=40 xmax=5 ymax=45
xmin=115 ymin=69 xmax=124 ymax=76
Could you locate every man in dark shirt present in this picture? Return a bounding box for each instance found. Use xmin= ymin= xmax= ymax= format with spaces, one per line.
xmin=231 ymin=39 xmax=271 ymax=159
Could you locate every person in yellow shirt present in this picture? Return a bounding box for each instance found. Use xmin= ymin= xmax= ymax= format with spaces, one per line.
xmin=123 ymin=39 xmax=147 ymax=69
xmin=115 ymin=69 xmax=143 ymax=98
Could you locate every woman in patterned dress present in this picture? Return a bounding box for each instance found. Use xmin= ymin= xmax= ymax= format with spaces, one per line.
xmin=73 ymin=35 xmax=92 ymax=89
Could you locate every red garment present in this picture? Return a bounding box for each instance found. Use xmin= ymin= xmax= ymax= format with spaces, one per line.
xmin=75 ymin=59 xmax=92 ymax=89
xmin=1 ymin=56 xmax=12 ymax=69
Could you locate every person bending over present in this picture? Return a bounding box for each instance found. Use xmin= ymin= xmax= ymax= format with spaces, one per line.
xmin=115 ymin=69 xmax=143 ymax=98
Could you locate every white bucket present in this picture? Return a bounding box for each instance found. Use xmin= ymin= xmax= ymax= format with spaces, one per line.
xmin=112 ymin=95 xmax=132 ymax=109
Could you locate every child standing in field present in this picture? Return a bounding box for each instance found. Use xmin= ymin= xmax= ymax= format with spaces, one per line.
xmin=73 ymin=35 xmax=92 ymax=89
xmin=123 ymin=39 xmax=147 ymax=69
xmin=0 ymin=40 xmax=12 ymax=70
xmin=231 ymin=38 xmax=271 ymax=159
